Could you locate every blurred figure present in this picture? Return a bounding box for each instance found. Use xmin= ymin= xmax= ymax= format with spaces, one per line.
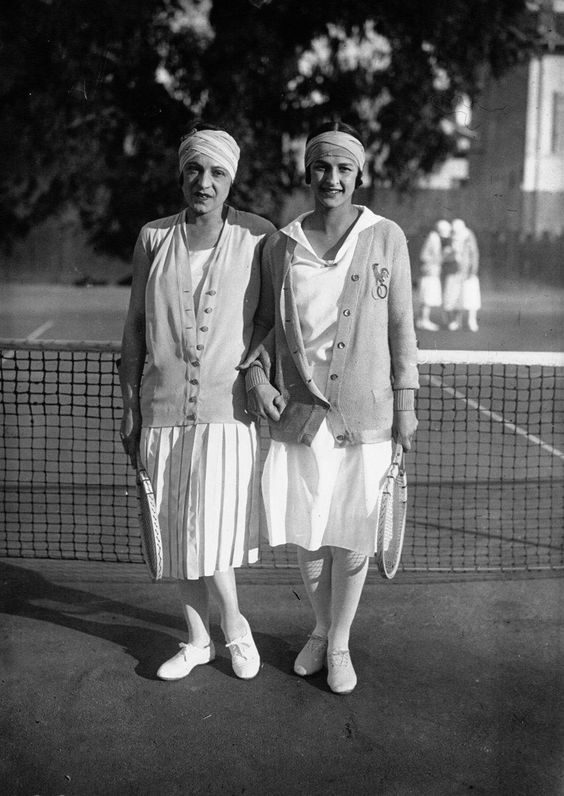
xmin=416 ymin=219 xmax=452 ymax=331
xmin=444 ymin=218 xmax=481 ymax=331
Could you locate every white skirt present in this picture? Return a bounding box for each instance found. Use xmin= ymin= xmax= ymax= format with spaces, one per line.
xmin=262 ymin=420 xmax=393 ymax=557
xmin=460 ymin=275 xmax=481 ymax=310
xmin=140 ymin=424 xmax=260 ymax=579
xmin=442 ymin=273 xmax=464 ymax=311
xmin=418 ymin=275 xmax=442 ymax=307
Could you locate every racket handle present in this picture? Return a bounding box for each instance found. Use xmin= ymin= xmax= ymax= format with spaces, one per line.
xmin=393 ymin=441 xmax=404 ymax=463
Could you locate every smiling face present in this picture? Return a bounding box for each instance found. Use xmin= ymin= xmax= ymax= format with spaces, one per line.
xmin=309 ymin=153 xmax=359 ymax=209
xmin=181 ymin=153 xmax=232 ymax=217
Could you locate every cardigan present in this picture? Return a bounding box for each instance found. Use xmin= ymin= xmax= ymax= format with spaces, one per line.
xmin=138 ymin=206 xmax=275 ymax=427
xmin=248 ymin=214 xmax=419 ymax=446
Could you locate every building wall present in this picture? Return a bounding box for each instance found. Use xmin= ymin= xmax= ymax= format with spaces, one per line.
xmin=522 ymin=54 xmax=564 ymax=233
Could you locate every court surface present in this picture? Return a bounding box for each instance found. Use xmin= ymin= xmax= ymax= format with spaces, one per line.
xmin=1 ymin=280 xmax=563 ymax=350
xmin=2 ymin=559 xmax=563 ymax=795
xmin=1 ymin=280 xmax=563 ymax=794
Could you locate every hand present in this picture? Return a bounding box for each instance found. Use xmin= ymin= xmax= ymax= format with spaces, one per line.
xmin=392 ymin=410 xmax=418 ymax=452
xmin=248 ymin=384 xmax=286 ymax=422
xmin=238 ymin=342 xmax=272 ymax=374
xmin=120 ymin=409 xmax=141 ymax=467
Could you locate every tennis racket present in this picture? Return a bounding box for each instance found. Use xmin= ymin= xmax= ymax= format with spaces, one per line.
xmin=376 ymin=442 xmax=408 ymax=579
xmin=136 ymin=464 xmax=163 ymax=581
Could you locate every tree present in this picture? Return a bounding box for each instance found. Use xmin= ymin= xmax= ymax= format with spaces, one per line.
xmin=0 ymin=0 xmax=540 ymax=259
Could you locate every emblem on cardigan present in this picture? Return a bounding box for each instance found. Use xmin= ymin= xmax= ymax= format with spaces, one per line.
xmin=372 ymin=264 xmax=389 ymax=299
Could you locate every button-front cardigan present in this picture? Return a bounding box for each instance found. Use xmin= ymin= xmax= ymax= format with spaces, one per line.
xmin=138 ymin=206 xmax=275 ymax=427
xmin=248 ymin=216 xmax=419 ymax=446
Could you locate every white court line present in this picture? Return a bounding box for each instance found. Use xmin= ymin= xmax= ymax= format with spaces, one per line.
xmin=26 ymin=320 xmax=54 ymax=340
xmin=1 ymin=320 xmax=54 ymax=360
xmin=427 ymin=374 xmax=564 ymax=462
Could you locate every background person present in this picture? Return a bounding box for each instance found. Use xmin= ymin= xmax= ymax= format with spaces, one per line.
xmin=458 ymin=220 xmax=481 ymax=332
xmin=119 ymin=123 xmax=275 ymax=682
xmin=444 ymin=218 xmax=481 ymax=331
xmin=243 ymin=121 xmax=418 ymax=695
xmin=416 ymin=219 xmax=452 ymax=331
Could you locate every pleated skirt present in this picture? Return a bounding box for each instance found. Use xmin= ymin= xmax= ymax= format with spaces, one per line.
xmin=418 ymin=274 xmax=442 ymax=307
xmin=139 ymin=423 xmax=260 ymax=579
xmin=262 ymin=420 xmax=393 ymax=557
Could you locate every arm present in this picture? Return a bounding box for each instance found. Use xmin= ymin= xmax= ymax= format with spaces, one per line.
xmin=419 ymin=231 xmax=440 ymax=276
xmin=388 ymin=226 xmax=419 ymax=451
xmin=119 ymin=234 xmax=151 ymax=467
xmin=239 ymin=236 xmax=277 ymax=372
xmin=468 ymin=230 xmax=479 ymax=276
xmin=242 ymin=237 xmax=286 ymax=421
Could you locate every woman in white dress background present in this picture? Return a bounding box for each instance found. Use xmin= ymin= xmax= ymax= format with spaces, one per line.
xmin=443 ymin=218 xmax=481 ymax=332
xmin=243 ymin=122 xmax=419 ymax=694
xmin=416 ymin=219 xmax=452 ymax=331
xmin=120 ymin=124 xmax=275 ymax=681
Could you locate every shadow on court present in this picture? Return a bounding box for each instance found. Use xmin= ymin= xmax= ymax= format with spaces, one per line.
xmin=1 ymin=558 xmax=562 ymax=795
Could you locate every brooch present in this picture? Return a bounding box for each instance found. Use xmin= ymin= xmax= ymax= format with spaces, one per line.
xmin=372 ymin=264 xmax=389 ymax=299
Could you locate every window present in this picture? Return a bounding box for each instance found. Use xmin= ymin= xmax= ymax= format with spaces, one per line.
xmin=551 ymin=92 xmax=564 ymax=153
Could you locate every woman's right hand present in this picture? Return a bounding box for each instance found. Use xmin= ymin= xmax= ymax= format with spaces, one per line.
xmin=248 ymin=384 xmax=286 ymax=422
xmin=120 ymin=409 xmax=141 ymax=468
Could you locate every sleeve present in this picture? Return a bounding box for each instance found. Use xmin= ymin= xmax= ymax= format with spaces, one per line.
xmin=419 ymin=232 xmax=437 ymax=275
xmin=254 ymin=236 xmax=277 ymax=337
xmin=387 ymin=225 xmax=420 ymax=393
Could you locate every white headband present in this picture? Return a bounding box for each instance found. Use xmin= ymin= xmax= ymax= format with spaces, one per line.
xmin=178 ymin=130 xmax=240 ymax=181
xmin=304 ymin=131 xmax=366 ymax=172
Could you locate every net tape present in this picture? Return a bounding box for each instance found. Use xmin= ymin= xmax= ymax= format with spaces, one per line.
xmin=1 ymin=340 xmax=563 ymax=572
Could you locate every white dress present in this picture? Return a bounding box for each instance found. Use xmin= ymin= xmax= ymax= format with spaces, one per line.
xmin=262 ymin=208 xmax=393 ymax=557
xmin=140 ymin=248 xmax=260 ymax=580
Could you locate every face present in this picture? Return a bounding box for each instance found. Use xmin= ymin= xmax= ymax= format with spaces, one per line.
xmin=309 ymin=153 xmax=359 ymax=209
xmin=181 ymin=153 xmax=232 ymax=216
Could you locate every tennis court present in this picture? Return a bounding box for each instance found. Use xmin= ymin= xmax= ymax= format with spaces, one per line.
xmin=1 ymin=281 xmax=563 ymax=794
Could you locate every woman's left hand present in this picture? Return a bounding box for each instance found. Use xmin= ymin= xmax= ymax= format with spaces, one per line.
xmin=392 ymin=410 xmax=418 ymax=452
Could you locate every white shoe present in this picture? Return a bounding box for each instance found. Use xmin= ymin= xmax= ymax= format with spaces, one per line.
xmin=226 ymin=621 xmax=261 ymax=680
xmin=327 ymin=649 xmax=357 ymax=694
xmin=157 ymin=641 xmax=215 ymax=681
xmin=468 ymin=319 xmax=479 ymax=332
xmin=294 ymin=634 xmax=328 ymax=677
xmin=448 ymin=320 xmax=460 ymax=331
xmin=416 ymin=319 xmax=440 ymax=331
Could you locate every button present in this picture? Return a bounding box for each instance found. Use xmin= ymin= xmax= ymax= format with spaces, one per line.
xmin=191 ymin=360 xmax=200 ymax=367
xmin=351 ymin=274 xmax=359 ymax=281
xmin=204 ymin=307 xmax=213 ymax=314
xmin=343 ymin=309 xmax=351 ymax=317
xmin=190 ymin=378 xmax=199 ymax=385
xmin=207 ymin=290 xmax=216 ymax=296
xmin=330 ymin=374 xmax=338 ymax=380
xmin=200 ymin=326 xmax=209 ymax=332
xmin=337 ymin=342 xmax=345 ymax=349
xmin=196 ymin=344 xmax=204 ymax=350
xmin=336 ymin=435 xmax=345 ymax=442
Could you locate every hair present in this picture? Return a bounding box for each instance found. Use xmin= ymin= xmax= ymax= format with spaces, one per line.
xmin=178 ymin=121 xmax=233 ymax=186
xmin=304 ymin=121 xmax=364 ymax=188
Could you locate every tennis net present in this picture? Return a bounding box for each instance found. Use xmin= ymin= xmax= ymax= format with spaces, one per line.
xmin=1 ymin=340 xmax=563 ymax=572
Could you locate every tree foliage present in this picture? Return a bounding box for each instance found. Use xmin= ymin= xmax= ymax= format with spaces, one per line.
xmin=0 ymin=0 xmax=540 ymax=258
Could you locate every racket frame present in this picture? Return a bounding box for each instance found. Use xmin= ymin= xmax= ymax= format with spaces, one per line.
xmin=136 ymin=464 xmax=164 ymax=581
xmin=376 ymin=442 xmax=408 ymax=580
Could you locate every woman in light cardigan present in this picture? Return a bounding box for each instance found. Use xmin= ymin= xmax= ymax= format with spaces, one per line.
xmin=242 ymin=122 xmax=419 ymax=694
xmin=120 ymin=124 xmax=275 ymax=682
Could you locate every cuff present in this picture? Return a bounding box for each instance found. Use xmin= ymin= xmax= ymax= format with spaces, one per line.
xmin=245 ymin=363 xmax=270 ymax=392
xmin=393 ymin=389 xmax=415 ymax=411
